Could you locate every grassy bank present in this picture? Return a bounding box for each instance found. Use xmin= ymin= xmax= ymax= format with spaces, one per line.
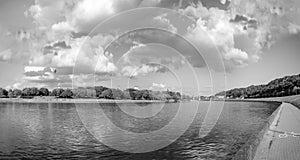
xmin=252 ymin=95 xmax=300 ymax=109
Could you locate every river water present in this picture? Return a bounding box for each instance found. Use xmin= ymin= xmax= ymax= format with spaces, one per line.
xmin=0 ymin=101 xmax=279 ymax=159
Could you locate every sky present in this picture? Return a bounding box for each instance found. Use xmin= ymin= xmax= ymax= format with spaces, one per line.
xmin=0 ymin=0 xmax=300 ymax=96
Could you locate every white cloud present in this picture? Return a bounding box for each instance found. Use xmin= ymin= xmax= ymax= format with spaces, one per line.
xmin=179 ymin=0 xmax=300 ymax=71
xmin=29 ymin=34 xmax=116 ymax=72
xmin=153 ymin=14 xmax=177 ymax=33
xmin=18 ymin=33 xmax=117 ymax=87
xmin=25 ymin=1 xmax=68 ymax=27
xmin=12 ymin=83 xmax=22 ymax=89
xmin=24 ymin=66 xmax=55 ymax=73
xmin=181 ymin=4 xmax=253 ymax=69
xmin=95 ymin=49 xmax=117 ymax=74
xmin=288 ymin=23 xmax=300 ymax=34
xmin=229 ymin=0 xmax=300 ymax=44
xmin=220 ymin=0 xmax=227 ymax=5
xmin=224 ymin=48 xmax=249 ymax=67
xmin=28 ymin=0 xmax=186 ymax=34
xmin=149 ymin=82 xmax=167 ymax=91
xmin=152 ymin=82 xmax=166 ymax=88
xmin=121 ymin=64 xmax=166 ymax=78
xmin=68 ymin=0 xmax=115 ymax=32
xmin=28 ymin=0 xmax=142 ymax=33
xmin=52 ymin=22 xmax=75 ymax=32
xmin=2 ymin=0 xmax=298 ymax=89
xmin=0 ymin=49 xmax=13 ymax=61
xmin=120 ymin=42 xmax=147 ymax=64
xmin=23 ymin=66 xmax=56 ymax=82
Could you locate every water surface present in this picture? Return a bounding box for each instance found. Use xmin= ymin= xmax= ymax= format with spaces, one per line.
xmin=0 ymin=101 xmax=279 ymax=159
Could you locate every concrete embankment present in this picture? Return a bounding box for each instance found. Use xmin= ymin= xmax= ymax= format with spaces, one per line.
xmin=252 ymin=102 xmax=300 ymax=160
xmin=234 ymin=102 xmax=300 ymax=160
xmin=233 ymin=102 xmax=283 ymax=160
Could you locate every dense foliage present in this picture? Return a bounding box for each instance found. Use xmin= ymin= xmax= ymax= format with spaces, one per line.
xmin=216 ymin=74 xmax=300 ymax=99
xmin=0 ymin=86 xmax=186 ymax=101
xmin=59 ymin=89 xmax=73 ymax=98
xmin=0 ymin=88 xmax=8 ymax=98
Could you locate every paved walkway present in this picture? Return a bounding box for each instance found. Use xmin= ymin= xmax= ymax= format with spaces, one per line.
xmin=254 ymin=103 xmax=300 ymax=160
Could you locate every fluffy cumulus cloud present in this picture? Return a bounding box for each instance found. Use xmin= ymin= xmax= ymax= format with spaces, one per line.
xmin=1 ymin=0 xmax=300 ymax=88
xmin=26 ymin=0 xmax=192 ymax=34
xmin=11 ymin=66 xmax=71 ymax=89
xmin=231 ymin=0 xmax=300 ymax=39
xmin=23 ymin=66 xmax=57 ymax=82
xmin=27 ymin=0 xmax=151 ymax=33
xmin=30 ymin=34 xmax=115 ymax=69
xmin=121 ymin=64 xmax=167 ymax=78
xmin=9 ymin=0 xmax=180 ymax=88
xmin=0 ymin=27 xmax=118 ymax=88
xmin=22 ymin=33 xmax=117 ymax=87
xmin=149 ymin=82 xmax=167 ymax=91
xmin=180 ymin=3 xmax=257 ymax=70
xmin=94 ymin=49 xmax=117 ymax=74
xmin=153 ymin=13 xmax=177 ymax=33
xmin=152 ymin=82 xmax=166 ymax=88
xmin=178 ymin=0 xmax=300 ymax=70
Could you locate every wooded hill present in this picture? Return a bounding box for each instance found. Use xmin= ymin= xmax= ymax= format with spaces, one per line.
xmin=216 ymin=74 xmax=300 ymax=99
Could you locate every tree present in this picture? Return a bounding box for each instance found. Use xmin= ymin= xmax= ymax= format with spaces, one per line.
xmin=122 ymin=90 xmax=131 ymax=100
xmin=22 ymin=88 xmax=31 ymax=97
xmin=100 ymin=89 xmax=113 ymax=99
xmin=170 ymin=91 xmax=181 ymax=102
xmin=86 ymin=88 xmax=96 ymax=98
xmin=150 ymin=91 xmax=163 ymax=100
xmin=31 ymin=87 xmax=40 ymax=96
xmin=50 ymin=88 xmax=64 ymax=97
xmin=73 ymin=88 xmax=87 ymax=98
xmin=141 ymin=89 xmax=152 ymax=100
xmin=216 ymin=74 xmax=300 ymax=99
xmin=111 ymin=89 xmax=125 ymax=100
xmin=8 ymin=89 xmax=14 ymax=98
xmin=13 ymin=89 xmax=22 ymax=97
xmin=59 ymin=89 xmax=73 ymax=98
xmin=125 ymin=88 xmax=137 ymax=100
xmin=39 ymin=88 xmax=50 ymax=96
xmin=95 ymin=86 xmax=109 ymax=97
xmin=132 ymin=90 xmax=143 ymax=100
xmin=73 ymin=88 xmax=96 ymax=98
xmin=0 ymin=88 xmax=8 ymax=98
xmin=297 ymin=80 xmax=300 ymax=87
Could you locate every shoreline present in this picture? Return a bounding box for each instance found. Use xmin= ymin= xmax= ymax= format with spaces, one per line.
xmin=233 ymin=102 xmax=283 ymax=159
xmin=253 ymin=102 xmax=300 ymax=159
xmin=0 ymin=98 xmax=165 ymax=104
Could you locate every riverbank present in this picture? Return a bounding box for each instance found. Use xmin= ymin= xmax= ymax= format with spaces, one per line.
xmin=252 ymin=95 xmax=300 ymax=109
xmin=0 ymin=97 xmax=165 ymax=104
xmin=233 ymin=102 xmax=283 ymax=160
xmin=253 ymin=102 xmax=300 ymax=160
xmin=201 ymin=99 xmax=282 ymax=106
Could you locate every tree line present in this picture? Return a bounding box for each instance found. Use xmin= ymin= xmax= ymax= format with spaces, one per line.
xmin=0 ymin=86 xmax=185 ymax=102
xmin=216 ymin=74 xmax=300 ymax=99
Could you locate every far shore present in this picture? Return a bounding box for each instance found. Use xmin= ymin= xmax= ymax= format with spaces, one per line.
xmin=0 ymin=97 xmax=165 ymax=104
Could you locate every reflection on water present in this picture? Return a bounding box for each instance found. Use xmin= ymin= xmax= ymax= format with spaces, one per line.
xmin=0 ymin=101 xmax=279 ymax=159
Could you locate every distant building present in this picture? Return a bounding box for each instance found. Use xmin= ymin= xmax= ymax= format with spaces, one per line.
xmin=216 ymin=95 xmax=225 ymax=99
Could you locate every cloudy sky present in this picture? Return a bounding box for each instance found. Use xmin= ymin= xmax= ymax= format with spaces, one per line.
xmin=0 ymin=0 xmax=300 ymax=96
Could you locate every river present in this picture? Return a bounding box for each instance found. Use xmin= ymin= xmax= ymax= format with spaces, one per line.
xmin=0 ymin=101 xmax=279 ymax=159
